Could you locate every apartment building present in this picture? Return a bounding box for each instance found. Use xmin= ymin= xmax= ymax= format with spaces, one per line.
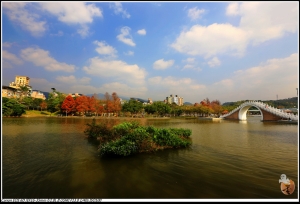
xmin=165 ymin=94 xmax=184 ymax=106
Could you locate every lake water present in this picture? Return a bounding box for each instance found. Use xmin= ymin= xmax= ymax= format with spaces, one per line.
xmin=2 ymin=116 xmax=298 ymax=200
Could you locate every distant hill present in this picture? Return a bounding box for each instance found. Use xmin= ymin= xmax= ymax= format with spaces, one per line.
xmin=40 ymin=91 xmax=50 ymax=99
xmin=86 ymin=93 xmax=131 ymax=101
xmin=184 ymin=102 xmax=193 ymax=105
xmin=130 ymin=97 xmax=148 ymax=103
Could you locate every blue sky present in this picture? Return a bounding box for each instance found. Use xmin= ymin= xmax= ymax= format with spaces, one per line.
xmin=2 ymin=1 xmax=299 ymax=104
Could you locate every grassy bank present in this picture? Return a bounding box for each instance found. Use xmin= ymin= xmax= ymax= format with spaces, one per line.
xmin=22 ymin=110 xmax=53 ymax=117
xmin=84 ymin=119 xmax=192 ymax=157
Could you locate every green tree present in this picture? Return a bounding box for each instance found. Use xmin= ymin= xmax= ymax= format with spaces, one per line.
xmin=2 ymin=97 xmax=13 ymax=116
xmin=152 ymin=101 xmax=171 ymax=116
xmin=2 ymin=97 xmax=26 ymax=117
xmin=122 ymin=99 xmax=143 ymax=116
xmin=174 ymin=107 xmax=183 ymax=116
xmin=32 ymin=98 xmax=43 ymax=110
xmin=144 ymin=104 xmax=156 ymax=115
xmin=46 ymin=89 xmax=66 ymax=115
xmin=22 ymin=96 xmax=33 ymax=110
xmin=18 ymin=85 xmax=30 ymax=102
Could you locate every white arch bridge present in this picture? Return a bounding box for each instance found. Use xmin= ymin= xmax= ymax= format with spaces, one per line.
xmin=220 ymin=101 xmax=298 ymax=122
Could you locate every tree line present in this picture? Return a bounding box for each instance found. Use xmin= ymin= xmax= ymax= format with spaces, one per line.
xmin=2 ymin=87 xmax=231 ymax=117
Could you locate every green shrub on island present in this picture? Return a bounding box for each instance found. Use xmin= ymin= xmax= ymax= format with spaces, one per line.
xmin=169 ymin=128 xmax=192 ymax=138
xmin=84 ymin=119 xmax=192 ymax=157
xmin=84 ymin=119 xmax=117 ymax=142
xmin=100 ymin=138 xmax=138 ymax=157
xmin=112 ymin=121 xmax=140 ymax=137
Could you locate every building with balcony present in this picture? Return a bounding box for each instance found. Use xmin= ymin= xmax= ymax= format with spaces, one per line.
xmin=8 ymin=75 xmax=32 ymax=97
xmin=9 ymin=75 xmax=30 ymax=89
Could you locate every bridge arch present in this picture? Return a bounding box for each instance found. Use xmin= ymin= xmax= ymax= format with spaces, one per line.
xmin=238 ymin=104 xmax=263 ymax=121
xmin=220 ymin=101 xmax=298 ymax=122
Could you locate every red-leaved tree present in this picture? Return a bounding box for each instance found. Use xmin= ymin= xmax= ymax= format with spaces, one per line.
xmin=75 ymin=95 xmax=89 ymax=115
xmin=61 ymin=95 xmax=76 ymax=116
xmin=112 ymin=92 xmax=121 ymax=116
xmin=88 ymin=96 xmax=97 ymax=115
xmin=40 ymin=101 xmax=47 ymax=111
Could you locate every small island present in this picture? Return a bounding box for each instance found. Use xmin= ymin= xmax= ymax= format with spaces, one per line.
xmin=84 ymin=119 xmax=192 ymax=157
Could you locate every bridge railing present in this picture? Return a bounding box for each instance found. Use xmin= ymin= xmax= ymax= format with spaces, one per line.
xmin=220 ymin=101 xmax=298 ymax=121
xmin=251 ymin=101 xmax=298 ymax=121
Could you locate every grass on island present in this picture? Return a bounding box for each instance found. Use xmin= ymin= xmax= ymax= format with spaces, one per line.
xmin=84 ymin=119 xmax=192 ymax=157
xmin=23 ymin=110 xmax=53 ymax=117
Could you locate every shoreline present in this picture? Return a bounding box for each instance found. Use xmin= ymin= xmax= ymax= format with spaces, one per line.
xmin=4 ymin=115 xmax=176 ymax=119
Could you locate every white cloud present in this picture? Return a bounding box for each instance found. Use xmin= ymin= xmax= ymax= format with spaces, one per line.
xmin=2 ymin=42 xmax=14 ymax=48
xmin=3 ymin=61 xmax=13 ymax=69
xmin=39 ymin=2 xmax=102 ymax=38
xmin=97 ymin=82 xmax=147 ymax=98
xmin=148 ymin=55 xmax=297 ymax=103
xmin=188 ymin=7 xmax=205 ymax=20
xmin=171 ymin=23 xmax=248 ymax=58
xmin=117 ymin=27 xmax=136 ymax=46
xmin=77 ymin=25 xmax=90 ymax=38
xmin=67 ymin=85 xmax=99 ymax=95
xmin=182 ymin=64 xmax=202 ymax=72
xmin=39 ymin=2 xmax=102 ymax=24
xmin=109 ymin=2 xmax=130 ymax=18
xmin=226 ymin=2 xmax=240 ymax=16
xmin=2 ymin=50 xmax=23 ymax=66
xmin=3 ymin=2 xmax=102 ymax=38
xmin=79 ymin=77 xmax=91 ymax=84
xmin=50 ymin=31 xmax=64 ymax=37
xmin=83 ymin=57 xmax=146 ymax=86
xmin=210 ymin=53 xmax=298 ymax=102
xmin=183 ymin=64 xmax=194 ymax=70
xmin=137 ymin=29 xmax=146 ymax=35
xmin=147 ymin=76 xmax=206 ymax=101
xmin=56 ymin=75 xmax=91 ymax=84
xmin=153 ymin=59 xmax=174 ymax=70
xmin=93 ymin=41 xmax=117 ymax=57
xmin=172 ymin=2 xmax=298 ymax=58
xmin=20 ymin=47 xmax=75 ymax=72
xmin=207 ymin=57 xmax=221 ymax=67
xmin=29 ymin=78 xmax=58 ymax=92
xmin=28 ymin=77 xmax=93 ymax=94
xmin=183 ymin=58 xmax=195 ymax=64
xmin=181 ymin=58 xmax=202 ymax=71
xmin=124 ymin=51 xmax=134 ymax=56
xmin=227 ymin=2 xmax=299 ymax=45
xmin=2 ymin=2 xmax=46 ymax=36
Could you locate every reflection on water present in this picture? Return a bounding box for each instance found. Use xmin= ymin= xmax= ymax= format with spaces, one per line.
xmin=2 ymin=117 xmax=298 ymax=199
